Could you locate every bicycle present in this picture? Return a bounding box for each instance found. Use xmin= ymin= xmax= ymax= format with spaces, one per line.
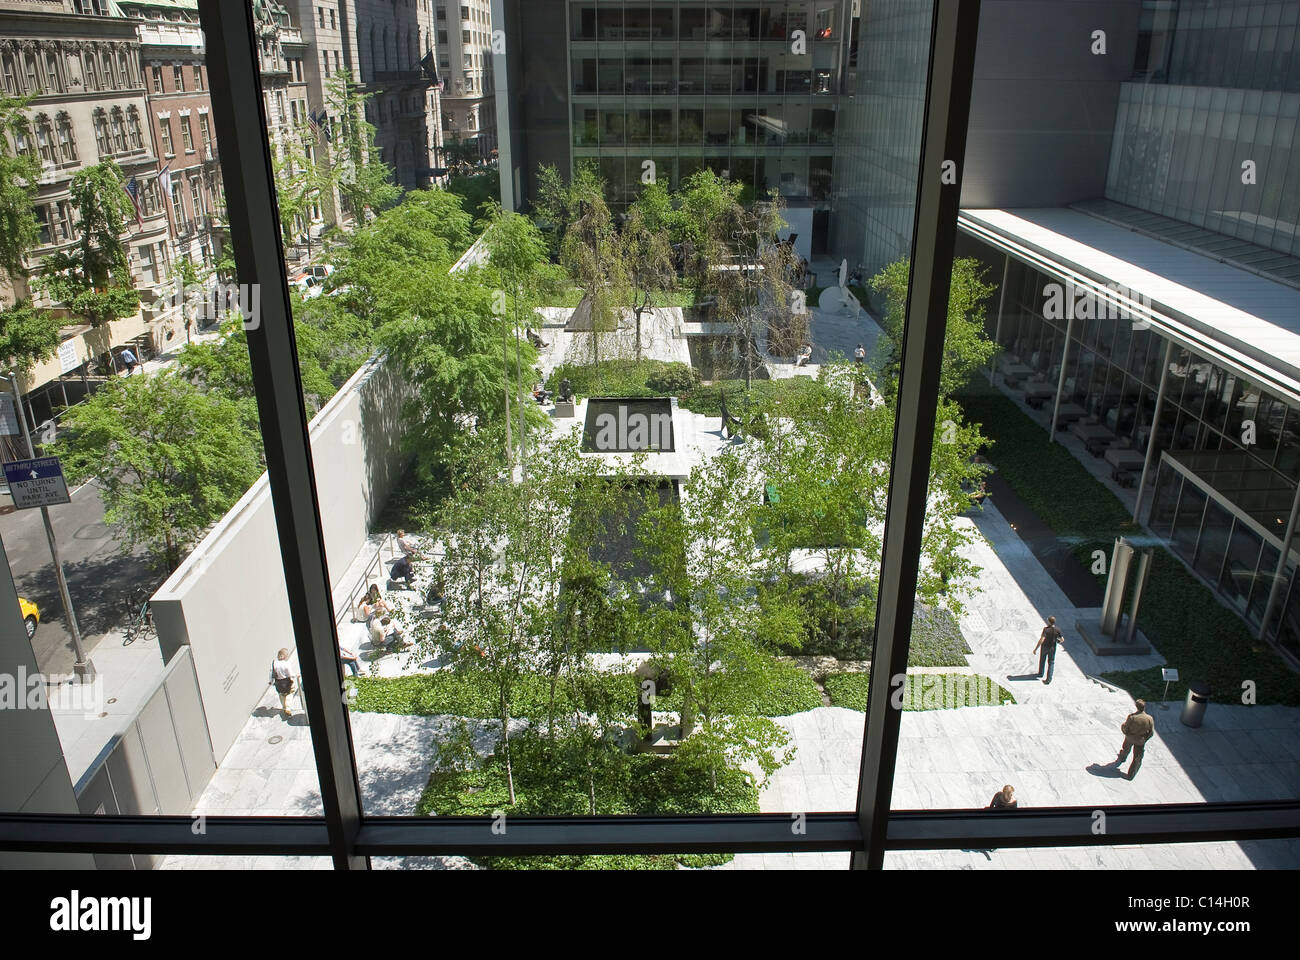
xmin=123 ymin=589 xmax=156 ymax=646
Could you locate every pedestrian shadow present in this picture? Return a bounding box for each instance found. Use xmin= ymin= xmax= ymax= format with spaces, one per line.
xmin=1006 ymin=673 xmax=1042 ymax=683
xmin=1086 ymin=761 xmax=1126 ymax=778
xmin=961 ymin=848 xmax=995 ymax=860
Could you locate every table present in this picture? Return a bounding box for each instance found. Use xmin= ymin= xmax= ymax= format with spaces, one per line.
xmin=1070 ymin=421 xmax=1116 ymax=456
xmin=1055 ymin=402 xmax=1086 ymax=428
xmin=1105 ymin=447 xmax=1146 ymax=473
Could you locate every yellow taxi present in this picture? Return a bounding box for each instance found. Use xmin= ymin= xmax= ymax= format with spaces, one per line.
xmin=19 ymin=597 xmax=39 ymax=639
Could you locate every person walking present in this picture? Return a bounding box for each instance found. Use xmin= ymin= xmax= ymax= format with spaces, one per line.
xmin=854 ymin=343 xmax=866 ymax=364
xmin=120 ymin=347 xmax=138 ymax=376
xmin=1033 ymin=615 xmax=1064 ymax=684
xmin=988 ymin=784 xmax=1017 ymax=809
xmin=270 ymin=648 xmax=295 ymax=717
xmin=1114 ymin=699 xmax=1156 ymax=780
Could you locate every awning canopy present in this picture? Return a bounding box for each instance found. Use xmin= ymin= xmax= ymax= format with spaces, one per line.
xmin=960 ymin=207 xmax=1300 ymax=405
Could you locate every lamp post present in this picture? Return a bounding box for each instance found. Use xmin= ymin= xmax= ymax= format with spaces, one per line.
xmin=6 ymin=373 xmax=92 ymax=682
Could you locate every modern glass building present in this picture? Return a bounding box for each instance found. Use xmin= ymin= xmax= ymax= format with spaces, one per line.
xmin=496 ymin=0 xmax=855 ymax=253
xmin=949 ymin=0 xmax=1300 ymax=662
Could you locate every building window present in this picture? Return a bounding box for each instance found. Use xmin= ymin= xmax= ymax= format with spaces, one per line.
xmin=35 ymin=205 xmax=51 ymax=246
xmin=322 ymin=51 xmax=331 ymax=77
xmin=170 ymin=180 xmax=184 ymax=224
xmin=117 ymin=51 xmax=131 ymax=87
xmin=193 ymin=64 xmax=203 ymax=90
xmin=438 ymin=30 xmax=447 ymax=45
xmin=127 ymin=106 xmax=143 ymax=150
xmin=151 ymin=64 xmax=163 ymax=92
xmin=199 ymin=112 xmax=212 ymax=151
xmin=109 ymin=106 xmax=126 ymax=152
xmin=24 ymin=53 xmax=39 ymax=91
xmin=54 ymin=200 xmax=72 ymax=241
xmin=173 ymin=64 xmax=185 ymax=91
xmin=462 ymin=29 xmax=470 ymax=44
xmin=83 ymin=53 xmax=99 ymax=90
xmin=190 ymin=176 xmax=204 ymax=217
xmin=44 ymin=52 xmax=62 ymax=93
xmin=55 ymin=112 xmax=76 ymax=162
xmin=1 ymin=54 xmax=17 ymax=95
xmin=93 ymin=109 xmax=110 ymax=155
xmin=32 ymin=116 xmax=53 ymax=164
xmin=159 ymin=116 xmax=174 ymax=156
xmin=334 ymin=50 xmax=341 ymax=71
xmin=329 ymin=9 xmax=336 ymax=30
xmin=181 ymin=115 xmax=194 ymax=152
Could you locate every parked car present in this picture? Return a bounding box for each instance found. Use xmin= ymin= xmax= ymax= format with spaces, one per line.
xmin=19 ymin=596 xmax=38 ymax=639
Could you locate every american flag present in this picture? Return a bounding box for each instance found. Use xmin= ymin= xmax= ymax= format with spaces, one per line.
xmin=122 ymin=177 xmax=144 ymax=228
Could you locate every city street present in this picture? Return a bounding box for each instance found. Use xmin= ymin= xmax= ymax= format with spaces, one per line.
xmin=0 ymin=478 xmax=162 ymax=676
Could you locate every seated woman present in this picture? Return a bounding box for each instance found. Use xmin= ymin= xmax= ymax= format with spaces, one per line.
xmin=357 ymin=583 xmax=391 ymax=624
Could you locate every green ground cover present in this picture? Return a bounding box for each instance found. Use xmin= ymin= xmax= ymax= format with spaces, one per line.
xmin=823 ymin=671 xmax=1016 ymax=711
xmin=351 ymin=660 xmax=821 ymax=720
xmin=956 ymin=377 xmax=1300 ymax=705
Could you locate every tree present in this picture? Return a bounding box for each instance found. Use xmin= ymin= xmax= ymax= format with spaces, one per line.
xmin=375 ymin=268 xmax=535 ymax=474
xmin=326 ymin=69 xmax=400 ymax=222
xmin=272 ymin=124 xmax=333 ymax=256
xmin=52 ymin=372 xmax=263 ymax=571
xmin=621 ymin=184 xmax=676 ymax=360
xmin=35 ymin=159 xmax=140 ymax=328
xmin=636 ymin=447 xmax=798 ymax=793
xmin=482 ymin=204 xmax=565 ymax=465
xmin=0 ymin=298 xmax=64 ymax=375
xmin=872 ymin=256 xmax=999 ymax=399
xmin=673 ymin=172 xmax=801 ymax=390
xmin=329 ymin=188 xmax=473 ymax=326
xmin=0 ymin=93 xmax=40 ymax=281
xmin=557 ymin=165 xmax=627 ymax=376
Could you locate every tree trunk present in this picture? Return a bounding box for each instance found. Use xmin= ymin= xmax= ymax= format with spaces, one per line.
xmin=502 ymin=318 xmax=512 ymax=461
xmin=514 ymin=298 xmax=527 ymax=472
xmin=500 ymin=691 xmax=516 ymax=805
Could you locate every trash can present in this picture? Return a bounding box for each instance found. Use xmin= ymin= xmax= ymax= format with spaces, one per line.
xmin=1180 ymin=681 xmax=1210 ymax=728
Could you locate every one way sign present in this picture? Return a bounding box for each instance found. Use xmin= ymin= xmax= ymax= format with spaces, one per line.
xmin=3 ymin=456 xmax=71 ymax=509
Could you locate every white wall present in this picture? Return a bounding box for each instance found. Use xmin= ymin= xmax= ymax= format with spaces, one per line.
xmin=150 ymin=355 xmax=409 ymax=762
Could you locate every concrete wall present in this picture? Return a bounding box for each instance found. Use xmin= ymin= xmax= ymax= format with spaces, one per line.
xmin=0 ymin=534 xmax=95 ymax=869
xmin=961 ymin=0 xmax=1141 ymax=209
xmin=150 ymin=354 xmax=409 ymax=762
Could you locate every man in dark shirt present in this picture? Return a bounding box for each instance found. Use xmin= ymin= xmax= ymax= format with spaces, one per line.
xmin=1033 ymin=615 xmax=1064 ymax=684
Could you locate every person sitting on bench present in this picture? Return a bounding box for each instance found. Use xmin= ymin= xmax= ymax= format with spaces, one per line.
xmin=795 ymin=344 xmax=813 ymax=366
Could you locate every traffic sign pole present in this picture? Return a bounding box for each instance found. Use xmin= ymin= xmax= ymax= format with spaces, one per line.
xmin=6 ymin=374 xmax=92 ymax=682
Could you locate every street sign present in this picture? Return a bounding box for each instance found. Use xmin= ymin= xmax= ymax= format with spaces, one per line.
xmin=58 ymin=340 xmax=80 ymax=374
xmin=2 ymin=456 xmax=71 ymax=509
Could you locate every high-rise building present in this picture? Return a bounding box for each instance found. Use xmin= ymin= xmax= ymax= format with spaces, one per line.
xmin=339 ymin=0 xmax=443 ymax=190
xmin=495 ymin=0 xmax=855 ymax=257
xmin=118 ymin=0 xmax=227 ymax=273
xmin=876 ymin=0 xmax=1300 ymax=662
xmin=436 ymin=0 xmax=496 ymax=160
xmin=0 ymin=0 xmax=173 ymax=417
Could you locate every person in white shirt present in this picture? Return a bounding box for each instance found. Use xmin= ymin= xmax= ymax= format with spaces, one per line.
xmin=396 ymin=529 xmax=421 ymax=559
xmin=270 ymin=648 xmax=295 ymax=717
xmin=339 ymin=633 xmax=360 ymax=676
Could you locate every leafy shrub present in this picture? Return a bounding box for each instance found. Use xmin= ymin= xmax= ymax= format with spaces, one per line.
xmin=645 ymin=363 xmax=700 ymax=394
xmin=416 ymin=729 xmax=759 ymax=869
